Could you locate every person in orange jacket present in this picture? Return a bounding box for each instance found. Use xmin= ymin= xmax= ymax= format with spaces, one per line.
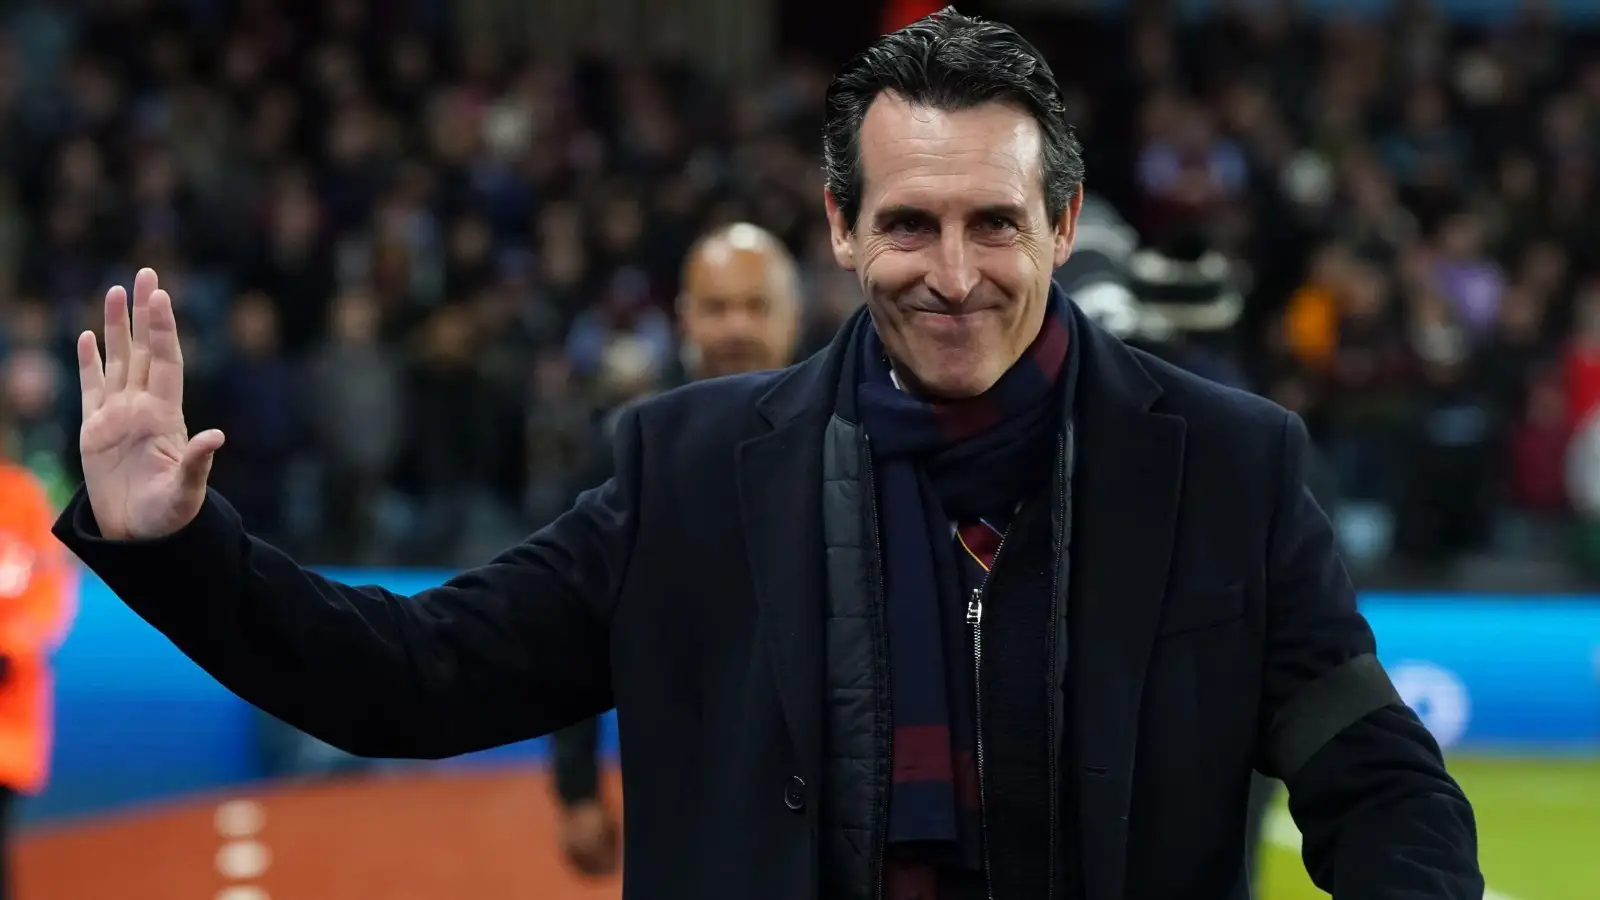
xmin=0 ymin=398 xmax=76 ymax=898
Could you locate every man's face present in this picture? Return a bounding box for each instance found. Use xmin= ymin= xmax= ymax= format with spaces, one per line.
xmin=679 ymin=244 xmax=800 ymax=378
xmin=826 ymin=94 xmax=1080 ymax=399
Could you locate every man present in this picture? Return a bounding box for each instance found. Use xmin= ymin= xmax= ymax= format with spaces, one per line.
xmin=55 ymin=9 xmax=1479 ymax=900
xmin=553 ymin=222 xmax=803 ymax=876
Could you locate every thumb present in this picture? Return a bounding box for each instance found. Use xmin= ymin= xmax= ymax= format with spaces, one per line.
xmin=180 ymin=429 xmax=225 ymax=492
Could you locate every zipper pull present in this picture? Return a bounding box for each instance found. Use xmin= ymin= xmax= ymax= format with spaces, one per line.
xmin=966 ymin=588 xmax=983 ymax=626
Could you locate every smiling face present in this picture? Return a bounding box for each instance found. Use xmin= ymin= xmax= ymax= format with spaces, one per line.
xmin=826 ymin=93 xmax=1081 ymax=399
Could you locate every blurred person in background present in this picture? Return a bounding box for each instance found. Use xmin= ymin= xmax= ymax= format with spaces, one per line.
xmin=522 ymin=348 xmax=593 ymax=528
xmin=394 ymin=303 xmax=502 ymax=566
xmin=551 ymin=221 xmax=803 ymax=877
xmin=1299 ymin=252 xmax=1412 ymax=506
xmin=0 ymin=299 xmax=73 ymax=506
xmin=1565 ymin=283 xmax=1600 ymax=575
xmin=1124 ymin=231 xmax=1251 ymax=391
xmin=1428 ymin=210 xmax=1505 ymax=341
xmin=205 ymin=291 xmax=302 ymax=548
xmin=565 ymin=267 xmax=675 ymax=382
xmin=1392 ymin=312 xmax=1497 ymax=568
xmin=1563 ymin=280 xmax=1600 ymax=438
xmin=1506 ymin=366 xmax=1572 ymax=557
xmin=1051 ymin=189 xmax=1140 ymax=325
xmin=0 ymin=387 xmax=74 ymax=900
xmin=304 ymin=287 xmax=402 ymax=565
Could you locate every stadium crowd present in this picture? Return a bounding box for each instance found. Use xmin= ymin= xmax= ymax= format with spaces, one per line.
xmin=0 ymin=0 xmax=1598 ymax=583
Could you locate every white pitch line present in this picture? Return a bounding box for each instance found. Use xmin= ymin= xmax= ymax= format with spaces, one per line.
xmin=215 ymin=840 xmax=272 ymax=880
xmin=214 ymin=799 xmax=265 ymax=838
xmin=1264 ymin=810 xmax=1519 ymax=900
xmin=214 ymin=798 xmax=272 ymax=900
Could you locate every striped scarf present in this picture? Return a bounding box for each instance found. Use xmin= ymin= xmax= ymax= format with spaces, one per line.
xmin=852 ymin=294 xmax=1070 ymax=886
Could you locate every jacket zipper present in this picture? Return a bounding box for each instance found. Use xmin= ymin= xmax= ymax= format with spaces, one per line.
xmin=970 ymin=525 xmax=1012 ymax=900
xmin=864 ymin=440 xmax=890 ymax=900
xmin=1044 ymin=428 xmax=1069 ymax=900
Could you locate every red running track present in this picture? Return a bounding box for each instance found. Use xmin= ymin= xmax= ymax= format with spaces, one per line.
xmin=16 ymin=766 xmax=625 ymax=900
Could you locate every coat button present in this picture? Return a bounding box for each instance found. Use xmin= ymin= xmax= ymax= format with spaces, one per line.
xmin=783 ymin=775 xmax=806 ymax=811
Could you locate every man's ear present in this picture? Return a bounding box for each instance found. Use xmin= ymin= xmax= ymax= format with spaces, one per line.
xmin=1052 ymin=184 xmax=1084 ymax=269
xmin=824 ymin=189 xmax=856 ymax=271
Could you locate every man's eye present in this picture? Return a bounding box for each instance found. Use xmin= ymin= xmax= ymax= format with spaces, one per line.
xmin=978 ymin=216 xmax=1016 ymax=232
xmin=888 ymin=219 xmax=931 ymax=237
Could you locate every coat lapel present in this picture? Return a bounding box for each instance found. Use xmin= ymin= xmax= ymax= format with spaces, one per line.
xmin=736 ymin=349 xmax=842 ymax=784
xmin=1068 ymin=318 xmax=1186 ymax=900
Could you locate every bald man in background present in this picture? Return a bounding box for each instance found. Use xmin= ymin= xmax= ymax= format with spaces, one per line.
xmin=553 ymin=223 xmax=803 ymax=876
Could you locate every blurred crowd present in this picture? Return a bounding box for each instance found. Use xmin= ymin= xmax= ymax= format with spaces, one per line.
xmin=1046 ymin=0 xmax=1600 ymax=584
xmin=0 ymin=0 xmax=1598 ymax=584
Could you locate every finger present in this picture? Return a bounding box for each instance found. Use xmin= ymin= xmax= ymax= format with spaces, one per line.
xmin=128 ymin=268 xmax=158 ymax=390
xmin=180 ymin=429 xmax=225 ymax=493
xmin=145 ymin=289 xmax=185 ymax=407
xmin=132 ymin=267 xmax=158 ymax=309
xmin=77 ymin=330 xmax=106 ymax=416
xmin=103 ymin=285 xmax=130 ymax=392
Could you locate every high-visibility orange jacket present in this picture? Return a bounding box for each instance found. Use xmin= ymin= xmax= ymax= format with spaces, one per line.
xmin=0 ymin=463 xmax=75 ymax=794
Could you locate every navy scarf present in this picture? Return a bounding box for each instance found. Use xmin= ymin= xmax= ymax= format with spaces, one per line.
xmin=849 ymin=295 xmax=1070 ymax=874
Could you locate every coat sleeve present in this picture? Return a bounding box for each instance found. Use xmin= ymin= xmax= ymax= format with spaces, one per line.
xmin=1258 ymin=412 xmax=1482 ymax=899
xmin=51 ymin=409 xmax=647 ymax=761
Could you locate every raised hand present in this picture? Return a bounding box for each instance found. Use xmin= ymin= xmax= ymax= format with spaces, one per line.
xmin=76 ymin=268 xmax=225 ymax=540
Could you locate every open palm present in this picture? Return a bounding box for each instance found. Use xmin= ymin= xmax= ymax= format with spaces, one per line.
xmin=77 ymin=268 xmax=225 ymax=540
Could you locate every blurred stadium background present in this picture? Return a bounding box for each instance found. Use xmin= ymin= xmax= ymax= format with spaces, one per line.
xmin=0 ymin=0 xmax=1597 ymax=897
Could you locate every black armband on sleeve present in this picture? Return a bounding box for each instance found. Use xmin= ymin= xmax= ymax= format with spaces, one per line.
xmin=1264 ymin=653 xmax=1403 ymax=781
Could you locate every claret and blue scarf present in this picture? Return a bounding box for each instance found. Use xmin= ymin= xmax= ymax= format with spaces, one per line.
xmin=844 ymin=291 xmax=1071 ymax=895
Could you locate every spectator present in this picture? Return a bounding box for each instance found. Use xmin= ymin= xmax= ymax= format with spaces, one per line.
xmin=246 ymin=169 xmax=338 ymax=357
xmin=1430 ymin=210 xmax=1506 ymax=340
xmin=206 ymin=291 xmax=302 ymax=545
xmin=396 ymin=303 xmax=499 ymax=566
xmin=1563 ymin=281 xmax=1600 ymax=433
xmin=1508 ymin=368 xmax=1570 ymax=517
xmin=1315 ymin=259 xmax=1412 ymax=502
xmin=1393 ymin=335 xmax=1498 ymax=567
xmin=304 ymin=288 xmax=402 ymax=564
xmin=565 ymin=266 xmax=673 ymax=379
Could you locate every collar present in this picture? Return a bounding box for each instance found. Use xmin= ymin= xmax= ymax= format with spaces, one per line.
xmin=756 ymin=281 xmax=1163 ymax=430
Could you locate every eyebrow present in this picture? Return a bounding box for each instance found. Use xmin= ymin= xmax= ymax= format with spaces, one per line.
xmin=872 ymin=204 xmax=932 ymax=226
xmin=872 ymin=202 xmax=1031 ymax=226
xmin=972 ymin=203 xmax=1030 ymax=222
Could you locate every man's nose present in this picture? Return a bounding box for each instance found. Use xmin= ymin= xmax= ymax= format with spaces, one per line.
xmin=925 ymin=228 xmax=980 ymax=304
xmin=719 ymin=308 xmax=763 ymax=336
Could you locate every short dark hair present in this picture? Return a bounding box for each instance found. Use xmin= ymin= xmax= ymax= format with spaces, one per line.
xmin=822 ymin=6 xmax=1085 ymax=229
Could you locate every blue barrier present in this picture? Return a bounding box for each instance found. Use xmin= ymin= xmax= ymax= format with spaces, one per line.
xmin=33 ymin=571 xmax=1600 ymax=821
